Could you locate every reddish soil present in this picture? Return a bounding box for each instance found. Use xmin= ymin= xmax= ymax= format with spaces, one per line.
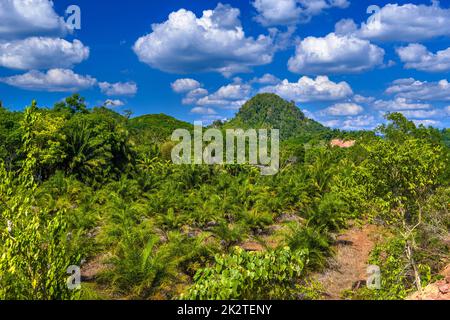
xmin=315 ymin=225 xmax=382 ymax=300
xmin=408 ymin=264 xmax=450 ymax=300
xmin=330 ymin=139 xmax=356 ymax=148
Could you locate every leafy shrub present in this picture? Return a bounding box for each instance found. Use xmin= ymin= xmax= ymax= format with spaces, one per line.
xmin=347 ymin=237 xmax=421 ymax=300
xmin=185 ymin=247 xmax=308 ymax=300
xmin=0 ymin=163 xmax=79 ymax=300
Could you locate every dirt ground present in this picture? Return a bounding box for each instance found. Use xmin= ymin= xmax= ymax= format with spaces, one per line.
xmin=408 ymin=264 xmax=450 ymax=300
xmin=314 ymin=224 xmax=383 ymax=300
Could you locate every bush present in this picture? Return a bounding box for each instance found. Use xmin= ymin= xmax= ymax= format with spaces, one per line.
xmin=185 ymin=247 xmax=308 ymax=300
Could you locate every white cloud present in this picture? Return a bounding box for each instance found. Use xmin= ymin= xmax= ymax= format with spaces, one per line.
xmin=250 ymin=73 xmax=281 ymax=85
xmin=252 ymin=0 xmax=349 ymax=26
xmin=386 ymin=78 xmax=450 ymax=101
xmin=133 ymin=4 xmax=275 ymax=76
xmin=0 ymin=37 xmax=89 ymax=70
xmin=353 ymin=94 xmax=375 ymax=104
xmin=0 ymin=69 xmax=97 ymax=92
xmin=323 ymin=103 xmax=364 ymax=116
xmin=196 ymin=83 xmax=251 ymax=109
xmin=0 ymin=0 xmax=69 ymax=39
xmin=373 ymin=97 xmax=431 ymax=111
xmin=195 ymin=115 xmax=226 ymax=124
xmin=210 ymin=83 xmax=251 ymax=100
xmin=341 ymin=2 xmax=450 ymax=42
xmin=190 ymin=107 xmax=217 ymax=115
xmin=99 ymin=81 xmax=138 ymax=96
xmin=398 ymin=109 xmax=439 ymax=119
xmin=446 ymin=106 xmax=450 ymax=115
xmin=334 ymin=18 xmax=357 ymax=35
xmin=342 ymin=115 xmax=376 ymax=130
xmin=302 ymin=108 xmax=316 ymax=120
xmin=105 ymin=99 xmax=125 ymax=107
xmin=261 ymin=75 xmax=353 ymax=102
xmin=413 ymin=119 xmax=441 ymax=127
xmin=320 ymin=115 xmax=376 ymax=130
xmin=182 ymin=88 xmax=209 ymax=105
xmin=288 ymin=33 xmax=384 ymax=74
xmin=397 ymin=43 xmax=450 ymax=72
xmin=322 ymin=119 xmax=341 ymax=128
xmin=171 ymin=78 xmax=201 ymax=93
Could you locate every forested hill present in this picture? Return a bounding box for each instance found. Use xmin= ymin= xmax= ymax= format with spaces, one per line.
xmin=127 ymin=93 xmax=331 ymax=143
xmin=223 ymin=93 xmax=327 ymax=140
xmin=128 ymin=113 xmax=193 ymax=144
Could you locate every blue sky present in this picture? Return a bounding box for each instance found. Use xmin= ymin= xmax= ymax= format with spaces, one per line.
xmin=0 ymin=0 xmax=450 ymax=129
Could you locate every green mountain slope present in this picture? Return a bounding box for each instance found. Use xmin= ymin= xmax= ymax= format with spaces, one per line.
xmin=128 ymin=114 xmax=193 ymax=143
xmin=223 ymin=93 xmax=328 ymax=140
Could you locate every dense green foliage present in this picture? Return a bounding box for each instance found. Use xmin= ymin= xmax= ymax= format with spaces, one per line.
xmin=185 ymin=247 xmax=308 ymax=300
xmin=0 ymin=94 xmax=448 ymax=300
xmin=128 ymin=114 xmax=193 ymax=144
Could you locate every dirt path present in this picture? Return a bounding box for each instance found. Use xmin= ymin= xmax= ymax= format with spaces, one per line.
xmin=315 ymin=225 xmax=382 ymax=300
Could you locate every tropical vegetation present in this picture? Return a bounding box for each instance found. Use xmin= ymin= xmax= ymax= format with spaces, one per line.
xmin=0 ymin=93 xmax=448 ymax=300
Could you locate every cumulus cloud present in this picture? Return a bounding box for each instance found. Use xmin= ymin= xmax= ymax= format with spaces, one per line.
xmin=398 ymin=109 xmax=439 ymax=119
xmin=386 ymin=78 xmax=450 ymax=101
xmin=170 ymin=79 xmax=209 ymax=105
xmin=196 ymin=83 xmax=251 ymax=109
xmin=446 ymin=106 xmax=450 ymax=115
xmin=334 ymin=18 xmax=357 ymax=35
xmin=373 ymin=97 xmax=431 ymax=111
xmin=171 ymin=78 xmax=201 ymax=93
xmin=0 ymin=0 xmax=69 ymax=39
xmin=322 ymin=119 xmax=341 ymax=128
xmin=133 ymin=4 xmax=275 ymax=76
xmin=288 ymin=33 xmax=384 ymax=75
xmin=397 ymin=43 xmax=450 ymax=72
xmin=261 ymin=75 xmax=353 ymax=102
xmin=0 ymin=69 xmax=97 ymax=92
xmin=250 ymin=73 xmax=281 ymax=85
xmin=320 ymin=115 xmax=376 ymax=130
xmin=182 ymin=88 xmax=209 ymax=105
xmin=190 ymin=107 xmax=217 ymax=115
xmin=0 ymin=37 xmax=89 ymax=70
xmin=413 ymin=119 xmax=441 ymax=127
xmin=338 ymin=2 xmax=450 ymax=42
xmin=105 ymin=99 xmax=125 ymax=107
xmin=322 ymin=103 xmax=364 ymax=116
xmin=252 ymin=0 xmax=350 ymax=26
xmin=99 ymin=81 xmax=138 ymax=96
xmin=353 ymin=94 xmax=375 ymax=104
xmin=342 ymin=115 xmax=376 ymax=130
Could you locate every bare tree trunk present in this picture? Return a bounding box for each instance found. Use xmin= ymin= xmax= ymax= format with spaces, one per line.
xmin=406 ymin=241 xmax=422 ymax=292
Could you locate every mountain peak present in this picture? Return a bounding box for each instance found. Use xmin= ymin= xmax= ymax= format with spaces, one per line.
xmin=238 ymin=93 xmax=306 ymax=122
xmin=225 ymin=93 xmax=324 ymax=140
